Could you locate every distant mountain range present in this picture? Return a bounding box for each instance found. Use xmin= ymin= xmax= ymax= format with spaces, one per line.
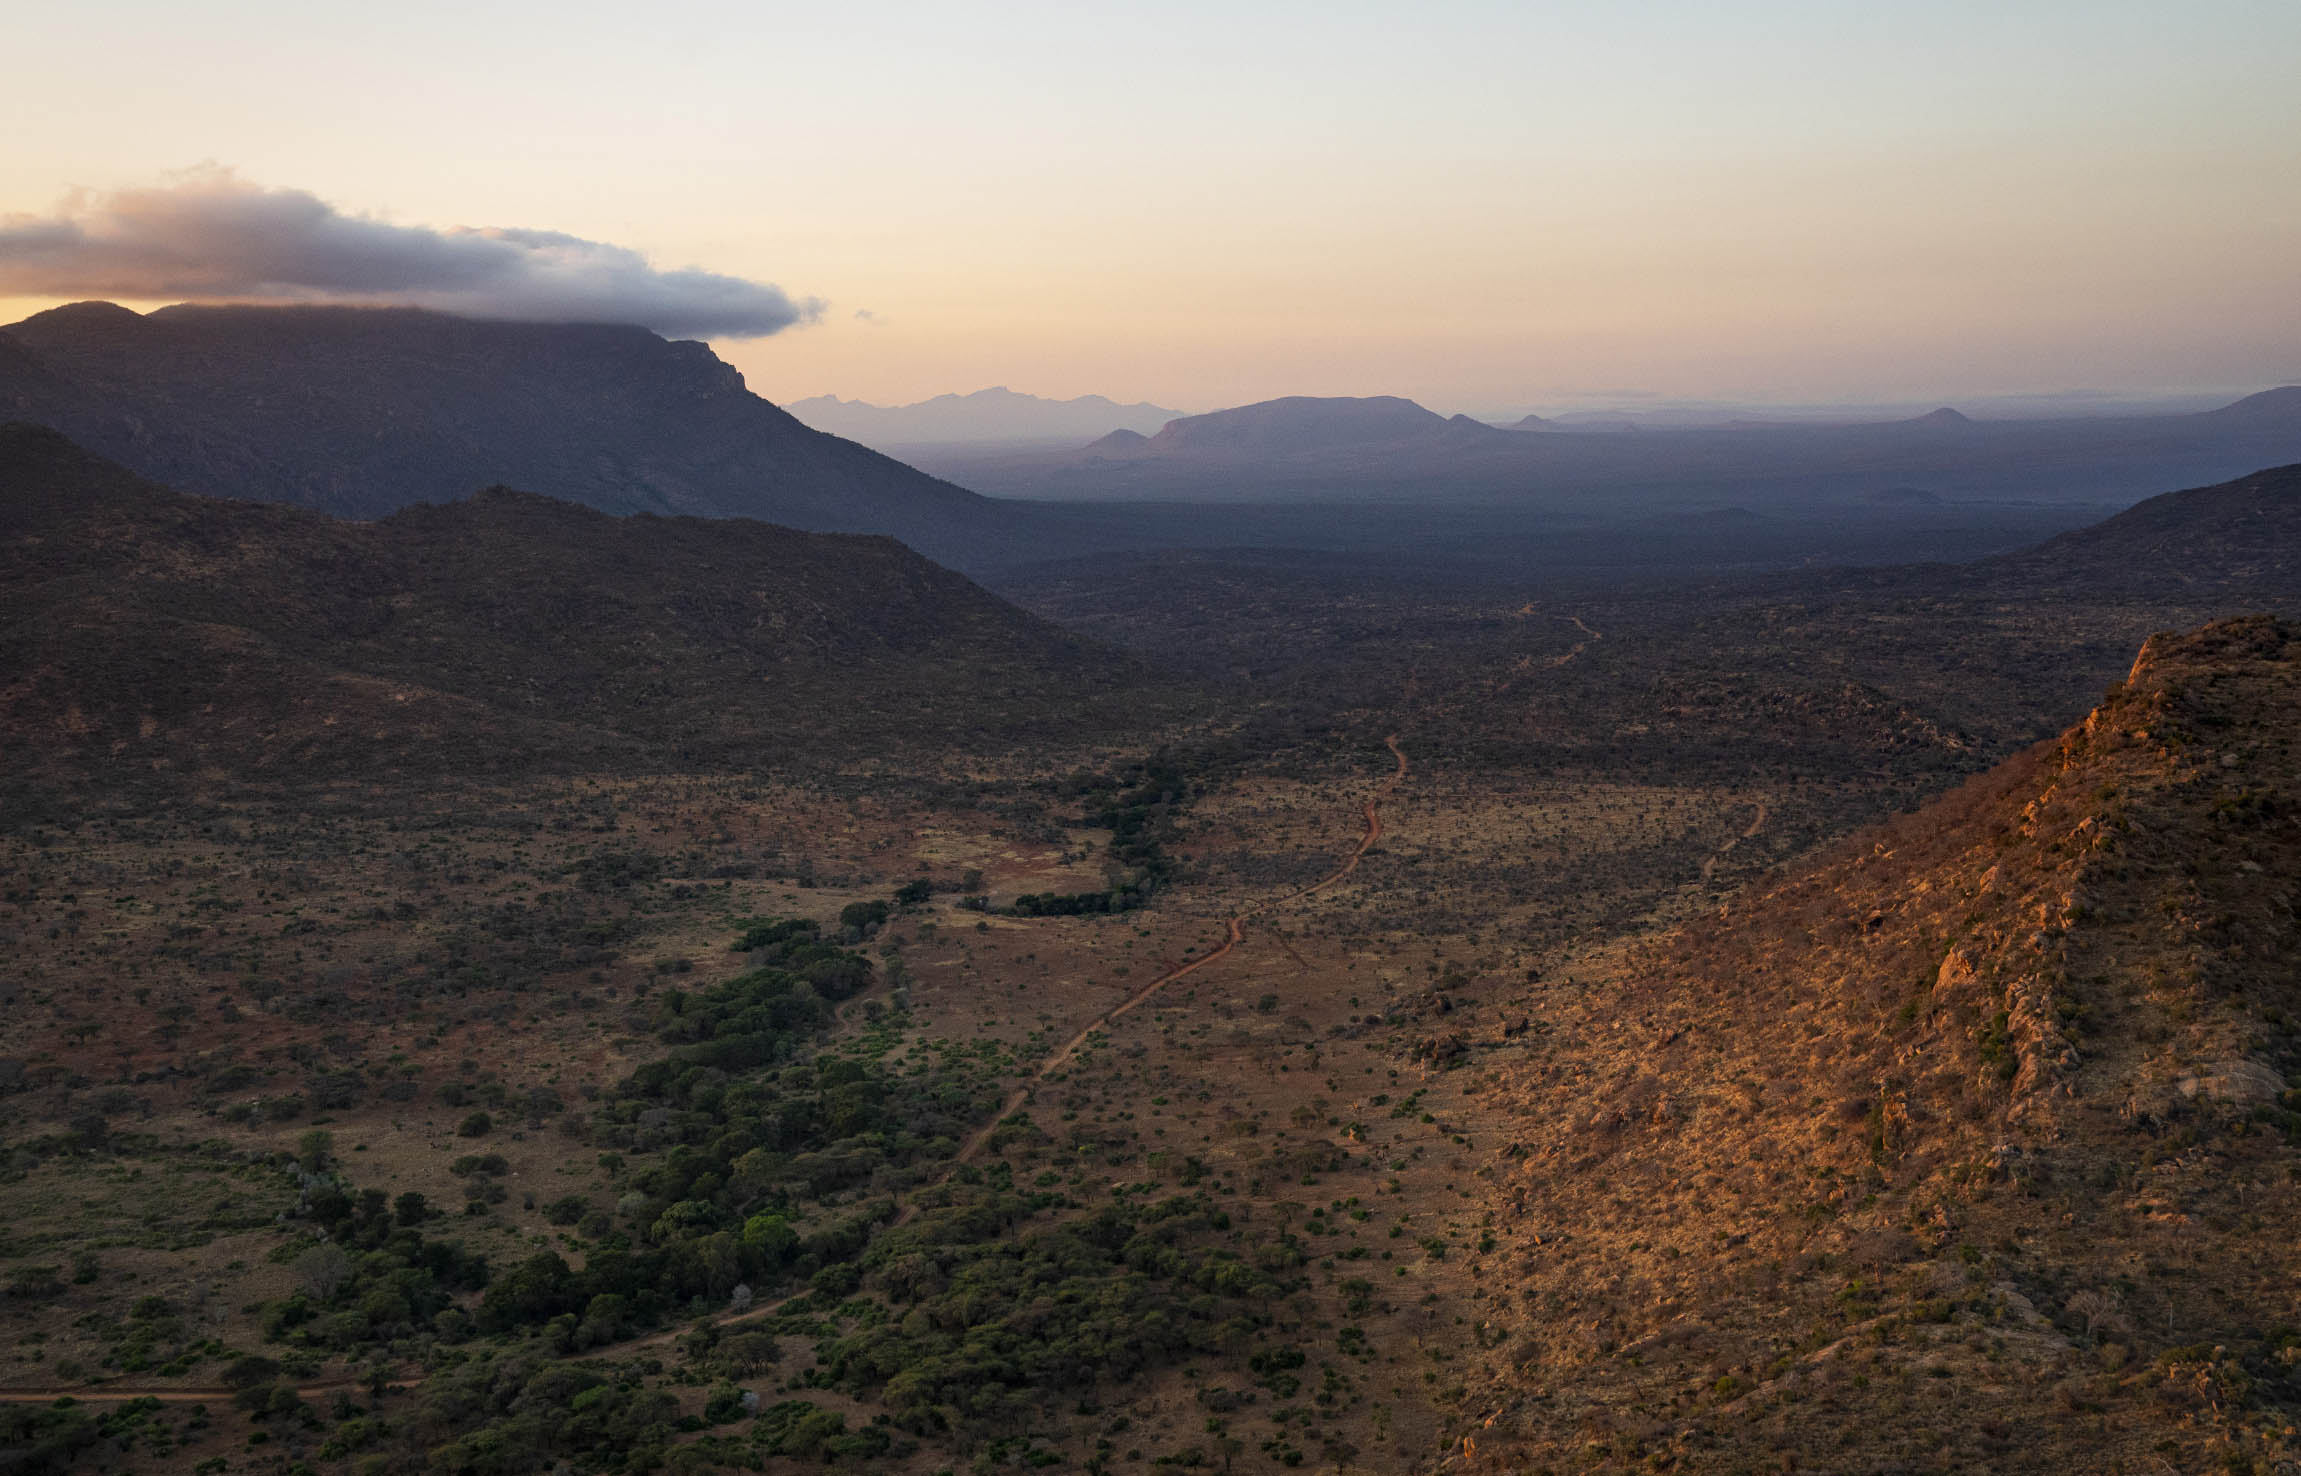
xmin=785 ymin=386 xmax=1186 ymax=446
xmin=927 ymin=387 xmax=2301 ymax=507
xmin=0 ymin=424 xmax=1181 ymax=788
xmin=10 ymin=301 xmax=2297 ymax=586
xmin=0 ymin=301 xmax=1022 ymax=567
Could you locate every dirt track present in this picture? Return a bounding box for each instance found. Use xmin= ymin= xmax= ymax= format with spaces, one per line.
xmin=1699 ymin=799 xmax=1769 ymax=881
xmin=0 ymin=1377 xmax=415 ymax=1406
xmin=1489 ymin=611 xmax=1604 ymax=696
xmin=953 ymin=731 xmax=1407 ymax=1166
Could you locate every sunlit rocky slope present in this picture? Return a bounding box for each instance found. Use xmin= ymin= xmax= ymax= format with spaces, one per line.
xmin=1457 ymin=616 xmax=2301 ymax=1474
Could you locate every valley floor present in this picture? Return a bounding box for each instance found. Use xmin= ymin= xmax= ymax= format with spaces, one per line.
xmin=0 ymin=674 xmax=1800 ymax=1476
xmin=8 ymin=548 xmax=2294 ymax=1476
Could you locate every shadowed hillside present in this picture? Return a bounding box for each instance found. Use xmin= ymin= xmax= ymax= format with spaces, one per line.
xmin=1974 ymin=461 xmax=2301 ymax=599
xmin=0 ymin=424 xmax=1184 ymax=790
xmin=0 ymin=302 xmax=1030 ymax=566
xmin=1455 ymin=617 xmax=2301 ymax=1473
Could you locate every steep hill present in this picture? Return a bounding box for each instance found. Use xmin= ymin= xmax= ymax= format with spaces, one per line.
xmin=1456 ymin=617 xmax=2301 ymax=1474
xmin=1083 ymin=427 xmax=1149 ymax=457
xmin=0 ymin=424 xmax=1177 ymax=788
xmin=1126 ymin=394 xmax=1465 ymax=455
xmin=2199 ymin=386 xmax=2301 ymax=425
xmin=0 ymin=301 xmax=1024 ymax=566
xmin=1974 ymin=461 xmax=2301 ymax=599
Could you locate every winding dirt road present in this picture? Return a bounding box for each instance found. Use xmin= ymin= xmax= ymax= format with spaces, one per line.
xmin=1546 ymin=615 xmax=1602 ymax=669
xmin=1493 ymin=611 xmax=1604 ymax=692
xmin=0 ymin=1376 xmax=415 ymax=1406
xmin=951 ymin=732 xmax=1407 ymax=1168
xmin=1699 ymin=800 xmax=1769 ymax=881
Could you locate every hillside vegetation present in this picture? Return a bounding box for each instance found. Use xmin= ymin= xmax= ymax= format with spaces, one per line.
xmin=0 ymin=425 xmax=1182 ymax=790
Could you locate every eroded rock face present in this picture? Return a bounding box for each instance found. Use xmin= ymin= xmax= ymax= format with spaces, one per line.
xmin=2175 ymin=1059 xmax=2288 ymax=1104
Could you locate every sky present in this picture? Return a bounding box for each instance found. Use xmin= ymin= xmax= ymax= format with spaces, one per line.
xmin=4 ymin=0 xmax=2299 ymax=415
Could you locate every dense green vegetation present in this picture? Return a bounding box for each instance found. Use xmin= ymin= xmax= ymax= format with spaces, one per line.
xmin=812 ymin=1185 xmax=1291 ymax=1435
xmin=0 ymin=881 xmax=1388 ymax=1476
xmin=0 ymin=1395 xmax=209 ymax=1475
xmin=1004 ymin=757 xmax=1191 ymax=917
xmin=260 ymin=1189 xmax=489 ymax=1352
xmin=406 ymin=1354 xmax=690 ymax=1474
xmin=199 ymin=913 xmax=1316 ymax=1471
xmin=601 ymin=920 xmax=1008 ymax=1212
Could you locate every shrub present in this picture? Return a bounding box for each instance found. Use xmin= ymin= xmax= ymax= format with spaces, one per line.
xmin=224 ymin=1355 xmax=281 ymax=1390
xmin=5 ymin=1265 xmax=62 ymax=1300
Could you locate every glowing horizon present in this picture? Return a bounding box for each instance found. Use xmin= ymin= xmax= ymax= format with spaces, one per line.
xmin=5 ymin=0 xmax=2297 ymax=414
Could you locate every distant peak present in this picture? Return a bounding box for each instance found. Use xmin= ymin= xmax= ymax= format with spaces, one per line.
xmin=23 ymin=300 xmax=143 ymax=325
xmin=2202 ymin=386 xmax=2301 ymax=421
xmin=1909 ymin=407 xmax=1971 ymax=426
xmin=5 ymin=300 xmax=150 ymax=345
xmin=0 ymin=420 xmax=85 ymax=452
xmin=1085 ymin=427 xmax=1149 ymax=454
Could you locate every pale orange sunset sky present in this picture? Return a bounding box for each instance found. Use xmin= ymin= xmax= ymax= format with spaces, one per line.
xmin=4 ymin=0 xmax=2297 ymax=415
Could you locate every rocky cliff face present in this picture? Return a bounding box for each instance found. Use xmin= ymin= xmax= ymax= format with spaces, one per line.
xmin=1455 ymin=616 xmax=2301 ymax=1474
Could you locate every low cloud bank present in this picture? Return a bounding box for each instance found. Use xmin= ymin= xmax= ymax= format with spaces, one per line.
xmin=0 ymin=170 xmax=819 ymax=339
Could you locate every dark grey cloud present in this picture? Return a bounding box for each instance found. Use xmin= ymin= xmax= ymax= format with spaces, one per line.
xmin=0 ymin=170 xmax=821 ymax=339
